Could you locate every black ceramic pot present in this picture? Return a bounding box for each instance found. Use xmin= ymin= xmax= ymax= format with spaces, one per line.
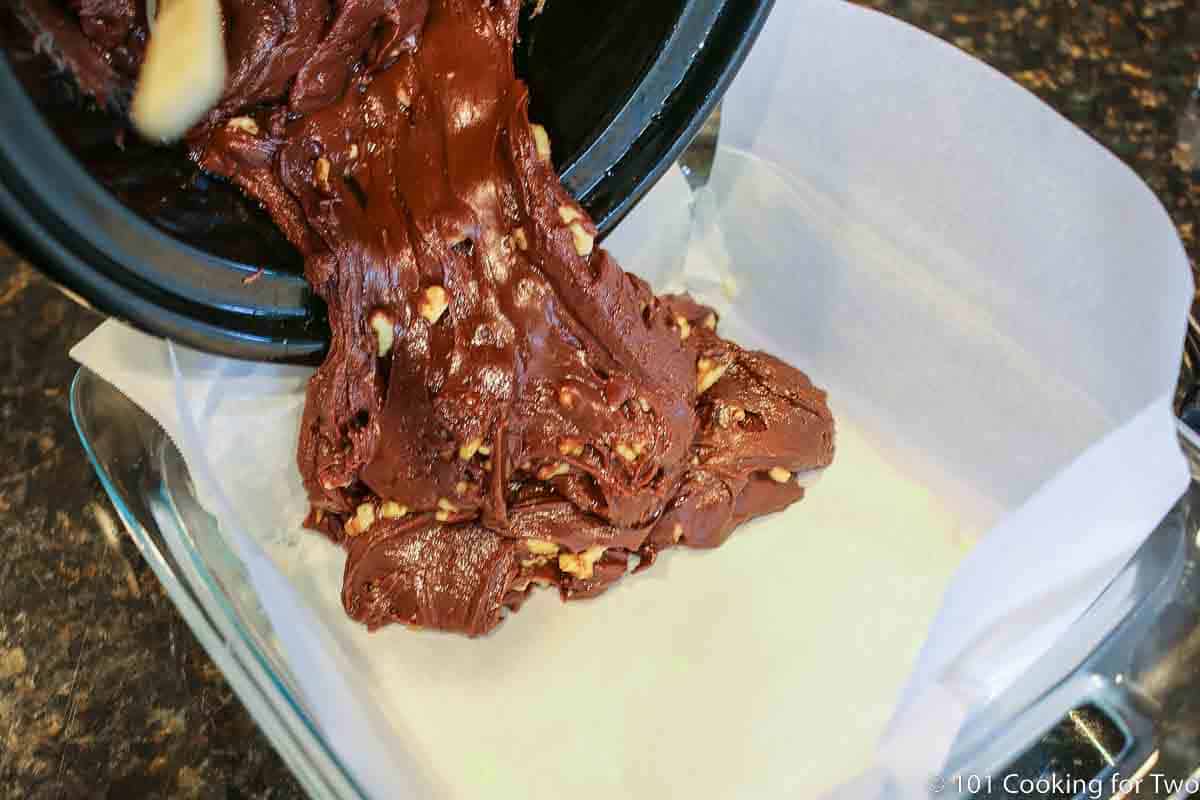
xmin=0 ymin=0 xmax=773 ymax=362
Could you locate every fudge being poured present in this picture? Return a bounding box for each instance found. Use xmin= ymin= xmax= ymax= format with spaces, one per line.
xmin=37 ymin=0 xmax=836 ymax=635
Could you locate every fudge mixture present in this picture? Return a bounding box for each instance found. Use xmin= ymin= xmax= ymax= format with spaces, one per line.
xmin=25 ymin=0 xmax=835 ymax=635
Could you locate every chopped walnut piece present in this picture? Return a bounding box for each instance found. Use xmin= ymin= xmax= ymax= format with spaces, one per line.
xmin=703 ymin=313 xmax=717 ymax=331
xmin=380 ymin=501 xmax=408 ymax=519
xmin=537 ymin=462 xmax=570 ymax=480
xmin=697 ymin=357 xmax=728 ymax=394
xmin=418 ymin=285 xmax=449 ymax=324
xmin=314 ymin=157 xmax=331 ymax=189
xmin=675 ymin=315 xmax=691 ymax=341
xmin=558 ymin=439 xmax=584 ymax=457
xmin=525 ymin=539 xmax=560 ymax=556
xmin=672 ymin=523 xmax=684 ymax=543
xmin=615 ymin=443 xmax=638 ymax=463
xmin=530 ymin=123 xmax=552 ymax=162
xmin=369 ymin=309 xmax=395 ymax=356
xmin=512 ymin=227 xmax=529 ymax=251
xmin=435 ymin=497 xmax=458 ymax=522
xmin=459 ymin=437 xmax=483 ymax=461
xmin=570 ymin=223 xmax=594 ymax=257
xmin=558 ymin=545 xmax=607 ymax=580
xmin=345 ymin=503 xmax=376 ymax=537
xmin=768 ymin=467 xmax=792 ymax=484
xmin=556 ymin=206 xmax=593 ymax=256
xmin=226 ymin=116 xmax=259 ymax=135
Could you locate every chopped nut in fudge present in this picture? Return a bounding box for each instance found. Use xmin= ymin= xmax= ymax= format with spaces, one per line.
xmin=41 ymin=0 xmax=836 ymax=636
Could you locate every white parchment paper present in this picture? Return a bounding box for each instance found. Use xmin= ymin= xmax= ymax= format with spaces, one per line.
xmin=72 ymin=1 xmax=1193 ymax=797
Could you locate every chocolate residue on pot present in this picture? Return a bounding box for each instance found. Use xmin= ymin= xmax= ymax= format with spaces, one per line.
xmin=42 ymin=0 xmax=835 ymax=636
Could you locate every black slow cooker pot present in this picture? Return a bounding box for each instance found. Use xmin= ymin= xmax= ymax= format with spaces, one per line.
xmin=0 ymin=0 xmax=772 ymax=362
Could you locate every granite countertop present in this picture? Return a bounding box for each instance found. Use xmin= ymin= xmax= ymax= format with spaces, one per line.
xmin=1 ymin=2 xmax=1197 ymax=798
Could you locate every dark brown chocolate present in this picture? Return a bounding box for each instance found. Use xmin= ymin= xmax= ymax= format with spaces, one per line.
xmin=53 ymin=0 xmax=835 ymax=636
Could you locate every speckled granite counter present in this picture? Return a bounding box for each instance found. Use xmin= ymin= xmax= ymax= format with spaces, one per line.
xmin=1 ymin=2 xmax=1197 ymax=797
xmin=855 ymin=0 xmax=1199 ymax=381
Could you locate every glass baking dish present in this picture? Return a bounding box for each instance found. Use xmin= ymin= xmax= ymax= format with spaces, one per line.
xmin=70 ymin=365 xmax=365 ymax=799
xmin=71 ymin=363 xmax=1200 ymax=799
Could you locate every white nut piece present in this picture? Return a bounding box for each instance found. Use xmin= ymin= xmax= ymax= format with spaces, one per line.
xmin=369 ymin=309 xmax=395 ymax=357
xmin=455 ymin=481 xmax=470 ymax=496
xmin=703 ymin=313 xmax=717 ymax=331
xmin=512 ymin=227 xmax=529 ymax=251
xmin=348 ymin=143 xmax=359 ymax=160
xmin=380 ymin=501 xmax=408 ymax=519
xmin=558 ymin=385 xmax=578 ymax=409
xmin=675 ymin=315 xmax=691 ymax=341
xmin=537 ymin=462 xmax=570 ymax=480
xmin=418 ymin=285 xmax=449 ymax=324
xmin=525 ymin=539 xmax=560 ymax=556
xmin=672 ymin=523 xmax=684 ymax=544
xmin=768 ymin=467 xmax=793 ymax=484
xmin=557 ymin=207 xmax=594 ymax=258
xmin=435 ymin=497 xmax=458 ymax=522
xmin=226 ymin=116 xmax=259 ymax=135
xmin=696 ymin=357 xmax=729 ymax=394
xmin=637 ymin=397 xmax=651 ymax=413
xmin=314 ymin=156 xmax=331 ymax=188
xmin=558 ymin=545 xmax=607 ymax=580
xmin=459 ymin=437 xmax=483 ymax=461
xmin=530 ymin=123 xmax=552 ymax=162
xmin=345 ymin=502 xmax=376 ymax=537
xmin=570 ymin=223 xmax=594 ymax=258
xmin=558 ymin=439 xmax=584 ymax=457
xmin=614 ymin=442 xmax=640 ymax=463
